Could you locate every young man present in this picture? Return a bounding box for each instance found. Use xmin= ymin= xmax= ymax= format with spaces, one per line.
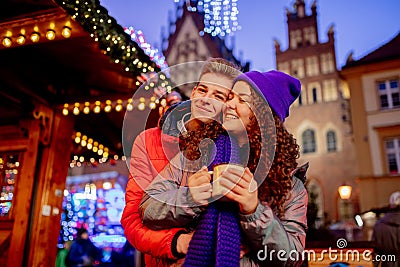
xmin=121 ymin=58 xmax=241 ymax=266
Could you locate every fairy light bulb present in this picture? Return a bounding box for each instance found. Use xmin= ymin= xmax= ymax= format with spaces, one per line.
xmin=149 ymin=96 xmax=156 ymax=109
xmin=138 ymin=97 xmax=146 ymax=111
xmin=81 ymin=135 xmax=87 ymax=147
xmin=16 ymin=35 xmax=25 ymax=45
xmin=104 ymin=100 xmax=112 ymax=112
xmin=73 ymin=103 xmax=80 ymax=115
xmin=31 ymin=32 xmax=40 ymax=42
xmin=115 ymin=99 xmax=123 ymax=112
xmin=62 ymin=104 xmax=69 ymax=116
xmin=87 ymin=138 xmax=93 ymax=150
xmin=83 ymin=102 xmax=90 ymax=114
xmin=62 ymin=26 xmax=71 ymax=38
xmin=93 ymin=101 xmax=101 ymax=113
xmin=93 ymin=142 xmax=99 ymax=153
xmin=46 ymin=29 xmax=56 ymax=40
xmin=126 ymin=99 xmax=133 ymax=111
xmin=74 ymin=132 xmax=81 ymax=144
xmin=2 ymin=37 xmax=12 ymax=47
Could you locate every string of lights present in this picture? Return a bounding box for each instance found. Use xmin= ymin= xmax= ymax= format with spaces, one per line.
xmin=56 ymin=0 xmax=160 ymax=77
xmin=70 ymin=131 xmax=127 ymax=168
xmin=124 ymin=26 xmax=169 ymax=71
xmin=201 ymin=0 xmax=240 ymax=37
xmin=69 ymin=154 xmax=126 ymax=168
xmin=1 ymin=25 xmax=71 ymax=48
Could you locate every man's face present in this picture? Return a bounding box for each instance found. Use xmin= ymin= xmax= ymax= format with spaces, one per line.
xmin=190 ymin=73 xmax=232 ymax=122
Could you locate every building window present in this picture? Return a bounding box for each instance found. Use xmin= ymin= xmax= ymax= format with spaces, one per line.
xmin=385 ymin=137 xmax=400 ymax=174
xmin=306 ymin=56 xmax=319 ymax=77
xmin=378 ymin=79 xmax=400 ymax=109
xmin=278 ymin=62 xmax=290 ymax=74
xmin=304 ymin=27 xmax=316 ymax=46
xmin=295 ymin=90 xmax=306 ymax=107
xmin=291 ymin=58 xmax=304 ymax=78
xmin=290 ymin=30 xmax=302 ymax=49
xmin=307 ymin=82 xmax=321 ymax=104
xmin=298 ymin=93 xmax=303 ymax=106
xmin=327 ymin=131 xmax=337 ymax=152
xmin=312 ymin=88 xmax=318 ymax=103
xmin=323 ymin=79 xmax=338 ymax=102
xmin=321 ymin=53 xmax=335 ymax=74
xmin=302 ymin=129 xmax=316 ymax=153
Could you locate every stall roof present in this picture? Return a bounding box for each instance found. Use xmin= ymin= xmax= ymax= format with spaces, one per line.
xmin=0 ymin=0 xmax=162 ymax=160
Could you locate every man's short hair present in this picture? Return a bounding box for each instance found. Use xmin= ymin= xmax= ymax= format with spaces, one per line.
xmin=199 ymin=58 xmax=242 ymax=82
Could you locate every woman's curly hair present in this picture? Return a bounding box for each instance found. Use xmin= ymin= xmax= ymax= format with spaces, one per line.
xmin=179 ymin=119 xmax=226 ymax=163
xmin=245 ymin=89 xmax=300 ymax=217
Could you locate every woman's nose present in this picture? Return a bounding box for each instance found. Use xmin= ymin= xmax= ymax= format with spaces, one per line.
xmin=225 ymin=98 xmax=237 ymax=109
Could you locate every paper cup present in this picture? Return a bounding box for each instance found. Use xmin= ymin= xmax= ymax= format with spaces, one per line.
xmin=211 ymin=163 xmax=245 ymax=200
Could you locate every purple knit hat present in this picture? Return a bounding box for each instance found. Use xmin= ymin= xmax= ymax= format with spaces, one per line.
xmin=235 ymin=70 xmax=301 ymax=122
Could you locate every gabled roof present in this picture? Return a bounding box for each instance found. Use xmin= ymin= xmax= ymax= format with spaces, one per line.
xmin=163 ymin=5 xmax=249 ymax=70
xmin=343 ymin=32 xmax=400 ymax=69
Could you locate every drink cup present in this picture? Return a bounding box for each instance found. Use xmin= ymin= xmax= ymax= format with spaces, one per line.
xmin=211 ymin=163 xmax=245 ymax=200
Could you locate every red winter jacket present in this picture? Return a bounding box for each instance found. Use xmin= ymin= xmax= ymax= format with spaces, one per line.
xmin=121 ymin=127 xmax=186 ymax=266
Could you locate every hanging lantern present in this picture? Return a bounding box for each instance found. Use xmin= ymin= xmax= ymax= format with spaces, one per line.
xmin=338 ymin=184 xmax=352 ymax=200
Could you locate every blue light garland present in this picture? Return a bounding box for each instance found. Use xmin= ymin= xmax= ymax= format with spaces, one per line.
xmin=175 ymin=0 xmax=240 ymax=38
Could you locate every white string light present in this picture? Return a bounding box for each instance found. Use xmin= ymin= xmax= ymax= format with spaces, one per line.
xmin=124 ymin=26 xmax=169 ymax=70
xmin=173 ymin=0 xmax=240 ymax=37
xmin=200 ymin=0 xmax=240 ymax=37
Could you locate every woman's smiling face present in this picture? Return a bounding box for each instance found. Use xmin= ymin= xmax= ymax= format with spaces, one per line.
xmin=222 ymin=80 xmax=254 ymax=137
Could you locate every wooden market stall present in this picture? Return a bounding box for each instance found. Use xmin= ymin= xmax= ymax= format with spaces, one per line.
xmin=0 ymin=0 xmax=164 ymax=266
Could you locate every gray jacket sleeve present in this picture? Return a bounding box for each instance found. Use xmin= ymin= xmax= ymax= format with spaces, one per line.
xmin=139 ymin=156 xmax=203 ymax=230
xmin=239 ymin=177 xmax=308 ymax=267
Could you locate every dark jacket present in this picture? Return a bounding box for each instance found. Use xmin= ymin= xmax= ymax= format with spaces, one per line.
xmin=372 ymin=209 xmax=400 ymax=267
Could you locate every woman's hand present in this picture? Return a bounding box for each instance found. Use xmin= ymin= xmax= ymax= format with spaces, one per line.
xmin=219 ymin=167 xmax=258 ymax=214
xmin=188 ymin=166 xmax=212 ymax=206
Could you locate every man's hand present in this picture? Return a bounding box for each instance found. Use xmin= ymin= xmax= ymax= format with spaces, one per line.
xmin=176 ymin=232 xmax=194 ymax=254
xmin=188 ymin=166 xmax=212 ymax=206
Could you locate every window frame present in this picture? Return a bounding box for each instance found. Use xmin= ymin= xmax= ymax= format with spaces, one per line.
xmin=377 ymin=78 xmax=400 ymax=110
xmin=302 ymin=129 xmax=317 ymax=154
xmin=326 ymin=130 xmax=337 ymax=152
xmin=384 ymin=137 xmax=400 ymax=175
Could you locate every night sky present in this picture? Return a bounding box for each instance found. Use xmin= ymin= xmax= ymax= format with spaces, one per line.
xmin=101 ymin=0 xmax=400 ymax=71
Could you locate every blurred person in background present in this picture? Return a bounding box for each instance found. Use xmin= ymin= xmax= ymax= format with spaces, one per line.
xmin=66 ymin=228 xmax=102 ymax=267
xmin=372 ymin=191 xmax=400 ymax=267
xmin=55 ymin=240 xmax=72 ymax=267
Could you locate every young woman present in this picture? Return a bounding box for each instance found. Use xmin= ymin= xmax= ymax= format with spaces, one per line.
xmin=140 ymin=70 xmax=308 ymax=266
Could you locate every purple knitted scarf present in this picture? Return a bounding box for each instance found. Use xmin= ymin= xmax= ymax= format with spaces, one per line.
xmin=184 ymin=134 xmax=242 ymax=267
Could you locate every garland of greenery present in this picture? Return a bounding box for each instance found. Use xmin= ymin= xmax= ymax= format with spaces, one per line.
xmin=55 ymin=0 xmax=161 ymax=78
